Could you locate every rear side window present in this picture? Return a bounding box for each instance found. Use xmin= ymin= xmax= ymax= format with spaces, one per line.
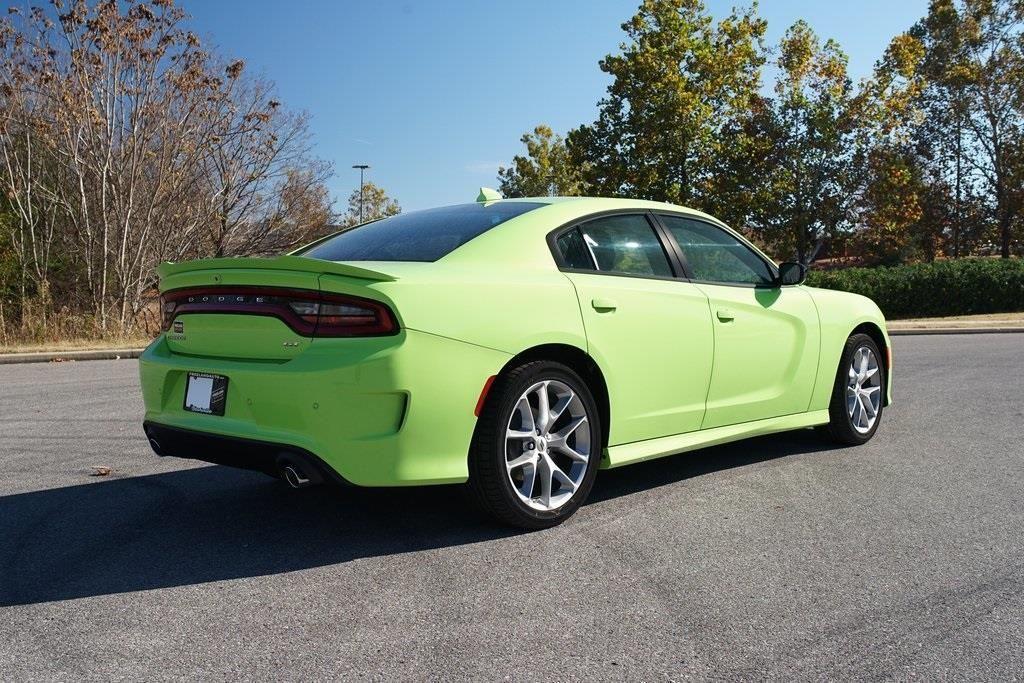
xmin=299 ymin=202 xmax=545 ymax=262
xmin=574 ymin=215 xmax=673 ymax=278
xmin=555 ymin=228 xmax=596 ymax=269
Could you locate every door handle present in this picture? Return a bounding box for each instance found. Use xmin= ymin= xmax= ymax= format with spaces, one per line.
xmin=716 ymin=308 xmax=735 ymax=322
xmin=591 ymin=298 xmax=617 ymax=312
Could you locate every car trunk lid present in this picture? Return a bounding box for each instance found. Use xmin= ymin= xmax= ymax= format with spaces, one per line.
xmin=158 ymin=256 xmax=397 ymax=361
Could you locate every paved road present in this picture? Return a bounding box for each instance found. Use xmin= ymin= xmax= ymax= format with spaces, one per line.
xmin=1 ymin=335 xmax=1022 ymax=680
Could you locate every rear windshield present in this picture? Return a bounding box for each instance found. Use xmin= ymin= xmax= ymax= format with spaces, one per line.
xmin=298 ymin=202 xmax=545 ymax=262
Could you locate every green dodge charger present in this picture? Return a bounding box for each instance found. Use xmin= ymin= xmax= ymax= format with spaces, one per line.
xmin=141 ymin=191 xmax=892 ymax=528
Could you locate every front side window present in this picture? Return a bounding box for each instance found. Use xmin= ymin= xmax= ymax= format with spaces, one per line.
xmin=660 ymin=216 xmax=775 ymax=285
xmin=569 ymin=215 xmax=673 ymax=278
xmin=299 ymin=202 xmax=545 ymax=262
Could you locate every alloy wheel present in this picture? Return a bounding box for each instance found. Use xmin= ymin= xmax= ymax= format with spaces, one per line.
xmin=504 ymin=379 xmax=591 ymax=511
xmin=847 ymin=346 xmax=882 ymax=434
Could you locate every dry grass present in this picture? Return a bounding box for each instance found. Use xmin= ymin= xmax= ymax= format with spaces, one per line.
xmin=0 ymin=336 xmax=153 ymax=355
xmin=0 ymin=300 xmax=160 ymax=355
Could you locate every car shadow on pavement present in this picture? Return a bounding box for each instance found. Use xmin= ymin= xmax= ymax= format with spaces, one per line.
xmin=1 ymin=429 xmax=841 ymax=606
xmin=592 ymin=427 xmax=843 ymax=503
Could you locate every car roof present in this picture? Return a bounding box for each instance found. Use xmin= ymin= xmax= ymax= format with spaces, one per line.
xmin=435 ymin=195 xmax=748 ymax=271
xmin=490 ymin=196 xmax=725 ymax=225
xmin=314 ymin=195 xmax=776 ymax=280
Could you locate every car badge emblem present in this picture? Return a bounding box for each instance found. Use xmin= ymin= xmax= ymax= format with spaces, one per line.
xmin=173 ymin=321 xmax=184 ymax=334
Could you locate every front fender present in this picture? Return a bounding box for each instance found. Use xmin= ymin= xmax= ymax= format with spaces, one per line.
xmin=805 ymin=286 xmax=893 ymax=410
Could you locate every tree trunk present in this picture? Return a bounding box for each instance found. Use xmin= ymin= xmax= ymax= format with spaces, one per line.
xmin=1000 ymin=213 xmax=1011 ymax=259
xmin=953 ymin=117 xmax=962 ymax=259
xmin=18 ymin=253 xmax=27 ymax=334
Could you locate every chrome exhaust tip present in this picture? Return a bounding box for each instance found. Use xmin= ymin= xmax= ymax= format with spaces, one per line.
xmin=281 ymin=464 xmax=311 ymax=489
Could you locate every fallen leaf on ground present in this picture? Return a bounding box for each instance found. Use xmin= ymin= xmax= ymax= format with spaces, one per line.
xmin=90 ymin=466 xmax=112 ymax=476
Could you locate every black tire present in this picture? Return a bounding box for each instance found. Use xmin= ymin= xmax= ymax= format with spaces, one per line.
xmin=825 ymin=333 xmax=885 ymax=445
xmin=468 ymin=360 xmax=602 ymax=529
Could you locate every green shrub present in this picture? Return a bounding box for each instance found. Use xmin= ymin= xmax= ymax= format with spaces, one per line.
xmin=806 ymin=258 xmax=1024 ymax=319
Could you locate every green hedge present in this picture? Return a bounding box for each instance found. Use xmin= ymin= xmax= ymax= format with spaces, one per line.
xmin=806 ymin=258 xmax=1024 ymax=319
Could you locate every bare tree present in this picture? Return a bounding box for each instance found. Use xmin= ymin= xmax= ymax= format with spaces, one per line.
xmin=198 ymin=68 xmax=333 ymax=257
xmin=0 ymin=0 xmax=337 ymax=339
xmin=0 ymin=6 xmax=61 ymax=333
xmin=22 ymin=0 xmax=220 ymax=330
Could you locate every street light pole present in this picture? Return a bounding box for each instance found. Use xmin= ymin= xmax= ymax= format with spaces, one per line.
xmin=352 ymin=164 xmax=369 ymax=223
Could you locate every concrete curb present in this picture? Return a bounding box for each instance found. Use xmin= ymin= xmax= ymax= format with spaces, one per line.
xmin=887 ymin=327 xmax=1024 ymax=336
xmin=0 ymin=325 xmax=1021 ymax=365
xmin=0 ymin=348 xmax=146 ymax=365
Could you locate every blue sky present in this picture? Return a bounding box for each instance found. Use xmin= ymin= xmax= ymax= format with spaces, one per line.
xmin=185 ymin=1 xmax=928 ymax=212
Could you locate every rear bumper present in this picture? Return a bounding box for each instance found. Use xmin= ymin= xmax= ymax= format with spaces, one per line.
xmin=143 ymin=421 xmax=346 ymax=486
xmin=138 ymin=329 xmax=511 ymax=487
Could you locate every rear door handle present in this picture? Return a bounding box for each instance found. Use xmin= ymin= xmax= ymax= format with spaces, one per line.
xmin=591 ymin=298 xmax=617 ymax=312
xmin=716 ymin=308 xmax=735 ymax=322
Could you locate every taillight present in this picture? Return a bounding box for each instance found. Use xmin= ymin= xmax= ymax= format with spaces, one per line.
xmin=159 ymin=287 xmax=398 ymax=337
xmin=161 ymin=294 xmax=176 ymax=331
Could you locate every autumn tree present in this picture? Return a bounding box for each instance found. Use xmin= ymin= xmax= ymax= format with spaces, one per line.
xmin=906 ymin=0 xmax=1024 ymax=258
xmin=567 ymin=0 xmax=766 ymax=207
xmin=745 ymin=21 xmax=857 ymax=263
xmin=497 ymin=125 xmax=587 ymax=198
xmin=845 ymin=30 xmax=958 ymax=263
xmin=341 ymin=181 xmax=400 ymax=227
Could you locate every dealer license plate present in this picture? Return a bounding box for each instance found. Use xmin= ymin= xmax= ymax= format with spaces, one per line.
xmin=184 ymin=372 xmax=228 ymax=416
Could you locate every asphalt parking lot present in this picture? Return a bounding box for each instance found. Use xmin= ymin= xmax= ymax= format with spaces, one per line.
xmin=1 ymin=334 xmax=1022 ymax=680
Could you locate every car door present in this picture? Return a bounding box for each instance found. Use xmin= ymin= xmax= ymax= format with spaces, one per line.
xmin=553 ymin=213 xmax=714 ymax=446
xmin=656 ymin=214 xmax=820 ymax=430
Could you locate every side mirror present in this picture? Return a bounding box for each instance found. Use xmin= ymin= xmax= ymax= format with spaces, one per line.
xmin=777 ymin=261 xmax=807 ymax=286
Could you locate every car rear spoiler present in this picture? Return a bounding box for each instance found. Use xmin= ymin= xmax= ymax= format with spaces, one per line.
xmin=156 ymin=256 xmax=397 ymax=282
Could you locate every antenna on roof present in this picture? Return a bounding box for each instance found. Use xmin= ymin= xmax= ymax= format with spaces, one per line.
xmin=476 ymin=187 xmax=503 ymax=202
